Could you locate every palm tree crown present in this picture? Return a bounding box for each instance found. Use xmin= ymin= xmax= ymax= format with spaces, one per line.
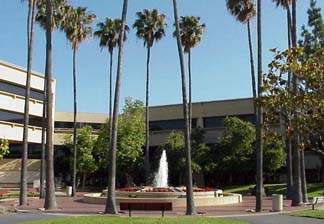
xmin=272 ymin=0 xmax=293 ymax=9
xmin=226 ymin=0 xmax=256 ymax=23
xmin=133 ymin=9 xmax=166 ymax=48
xmin=175 ymin=16 xmax=205 ymax=53
xmin=63 ymin=7 xmax=96 ymax=50
xmin=35 ymin=0 xmax=68 ymax=31
xmin=94 ymin=18 xmax=129 ymax=54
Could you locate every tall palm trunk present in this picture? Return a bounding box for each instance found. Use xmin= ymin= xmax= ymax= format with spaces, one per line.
xmin=72 ymin=47 xmax=78 ymax=197
xmin=108 ymin=50 xmax=114 ymax=153
xmin=144 ymin=47 xmax=151 ymax=185
xmin=290 ymin=0 xmax=302 ymax=207
xmin=285 ymin=6 xmax=294 ymax=199
xmin=188 ymin=49 xmax=192 ymax=134
xmin=44 ymin=0 xmax=57 ymax=210
xmin=105 ymin=0 xmax=128 ymax=214
xmin=20 ymin=0 xmax=36 ymax=206
xmin=172 ymin=0 xmax=195 ymax=215
xmin=255 ymin=0 xmax=264 ymax=212
xmin=247 ymin=20 xmax=257 ymax=110
xmin=40 ymin=83 xmax=47 ymax=199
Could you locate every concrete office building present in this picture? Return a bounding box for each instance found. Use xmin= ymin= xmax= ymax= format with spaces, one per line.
xmin=0 ymin=60 xmax=55 ymax=186
xmin=0 ymin=60 xmax=322 ymax=186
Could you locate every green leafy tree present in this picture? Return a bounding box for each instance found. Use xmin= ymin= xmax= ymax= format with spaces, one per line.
xmin=162 ymin=129 xmax=210 ymax=186
xmin=64 ymin=126 xmax=97 ymax=190
xmin=218 ymin=117 xmax=255 ymax=173
xmin=263 ymin=47 xmax=324 ymax=205
xmin=299 ymin=0 xmax=324 ymax=60
xmin=175 ymin=16 xmax=205 ymax=133
xmin=0 ymin=139 xmax=9 ymax=160
xmin=63 ymin=6 xmax=95 ymax=197
xmin=95 ymin=98 xmax=145 ymax=186
xmin=133 ymin=9 xmax=166 ymax=184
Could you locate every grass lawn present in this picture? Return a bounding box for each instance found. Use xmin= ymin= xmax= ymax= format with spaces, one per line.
xmin=21 ymin=216 xmax=249 ymax=224
xmin=224 ymin=183 xmax=324 ymax=199
xmin=291 ymin=209 xmax=324 ymax=219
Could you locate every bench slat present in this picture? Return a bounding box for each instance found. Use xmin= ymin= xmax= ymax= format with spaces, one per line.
xmin=120 ymin=202 xmax=172 ymax=211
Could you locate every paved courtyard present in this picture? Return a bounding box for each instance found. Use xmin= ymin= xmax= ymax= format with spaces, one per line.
xmin=1 ymin=195 xmax=322 ymax=223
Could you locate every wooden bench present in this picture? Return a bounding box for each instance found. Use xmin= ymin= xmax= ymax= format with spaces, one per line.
xmin=308 ymin=196 xmax=324 ymax=210
xmin=0 ymin=189 xmax=10 ymax=199
xmin=120 ymin=202 xmax=172 ymax=217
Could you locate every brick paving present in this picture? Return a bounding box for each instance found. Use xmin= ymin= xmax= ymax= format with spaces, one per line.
xmin=0 ymin=194 xmax=307 ymax=216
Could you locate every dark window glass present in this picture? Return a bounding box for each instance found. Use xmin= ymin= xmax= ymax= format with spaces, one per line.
xmin=0 ymin=110 xmax=43 ymax=127
xmin=5 ymin=143 xmax=42 ymax=159
xmin=54 ymin=122 xmax=102 ymax=130
xmin=150 ymin=119 xmax=197 ymax=131
xmin=203 ymin=116 xmax=225 ymax=128
xmin=0 ymin=81 xmax=44 ymax=101
xmin=204 ymin=114 xmax=256 ymax=128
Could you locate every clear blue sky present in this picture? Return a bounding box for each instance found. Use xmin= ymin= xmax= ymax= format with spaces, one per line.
xmin=0 ymin=0 xmax=323 ymax=113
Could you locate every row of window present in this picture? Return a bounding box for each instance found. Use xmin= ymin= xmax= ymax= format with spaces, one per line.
xmin=54 ymin=115 xmax=256 ymax=132
xmin=0 ymin=80 xmax=45 ymax=101
xmin=54 ymin=121 xmax=102 ymax=130
xmin=0 ymin=109 xmax=256 ymax=131
xmin=0 ymin=110 xmax=43 ymax=127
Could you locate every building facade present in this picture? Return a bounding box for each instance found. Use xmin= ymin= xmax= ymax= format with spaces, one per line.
xmin=0 ymin=60 xmax=55 ymax=186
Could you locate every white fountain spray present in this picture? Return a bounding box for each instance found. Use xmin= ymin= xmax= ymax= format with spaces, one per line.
xmin=153 ymin=150 xmax=168 ymax=188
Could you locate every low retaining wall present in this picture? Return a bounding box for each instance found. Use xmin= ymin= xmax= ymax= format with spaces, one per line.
xmin=83 ymin=192 xmax=242 ymax=208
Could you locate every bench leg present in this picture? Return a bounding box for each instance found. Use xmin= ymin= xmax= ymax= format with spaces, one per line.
xmin=128 ymin=208 xmax=132 ymax=217
xmin=312 ymin=204 xmax=315 ymax=210
xmin=162 ymin=209 xmax=165 ymax=218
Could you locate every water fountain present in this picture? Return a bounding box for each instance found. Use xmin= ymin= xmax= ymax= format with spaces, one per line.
xmin=83 ymin=150 xmax=242 ymax=207
xmin=153 ymin=150 xmax=168 ymax=188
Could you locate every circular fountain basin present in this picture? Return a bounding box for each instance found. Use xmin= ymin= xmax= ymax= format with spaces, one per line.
xmin=83 ymin=187 xmax=242 ymax=208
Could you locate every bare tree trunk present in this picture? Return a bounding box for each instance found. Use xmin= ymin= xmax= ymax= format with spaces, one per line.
xmin=291 ymin=0 xmax=302 ymax=207
xmin=172 ymin=0 xmax=195 ymax=215
xmin=300 ymin=147 xmax=308 ymax=203
xmin=82 ymin=172 xmax=86 ymax=191
xmin=105 ymin=0 xmax=128 ymax=214
xmin=44 ymin=0 xmax=57 ymax=210
xmin=256 ymin=0 xmax=264 ymax=213
xmin=20 ymin=0 xmax=36 ymax=206
xmin=188 ymin=49 xmax=192 ymax=134
xmin=144 ymin=47 xmax=151 ymax=185
xmin=72 ymin=48 xmax=78 ymax=197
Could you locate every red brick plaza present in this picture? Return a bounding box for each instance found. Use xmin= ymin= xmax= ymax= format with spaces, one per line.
xmin=1 ymin=195 xmax=306 ymax=216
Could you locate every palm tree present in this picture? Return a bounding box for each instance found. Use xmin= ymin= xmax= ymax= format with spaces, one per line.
xmin=44 ymin=0 xmax=56 ymax=210
xmin=94 ymin=18 xmax=129 ymax=176
xmin=171 ymin=0 xmax=195 ymax=215
xmin=226 ymin=0 xmax=256 ymax=111
xmin=272 ymin=0 xmax=294 ymax=200
xmin=20 ymin=0 xmax=37 ymax=206
xmin=63 ymin=6 xmax=95 ymax=197
xmin=255 ymin=0 xmax=264 ymax=212
xmin=291 ymin=0 xmax=302 ymax=206
xmin=35 ymin=0 xmax=68 ymax=200
xmin=176 ymin=16 xmax=205 ymax=134
xmin=133 ymin=9 xmax=166 ymax=184
xmin=105 ymin=0 xmax=129 ymax=214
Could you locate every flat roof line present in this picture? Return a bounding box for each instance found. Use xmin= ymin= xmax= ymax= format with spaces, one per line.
xmin=0 ymin=59 xmax=45 ymax=78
